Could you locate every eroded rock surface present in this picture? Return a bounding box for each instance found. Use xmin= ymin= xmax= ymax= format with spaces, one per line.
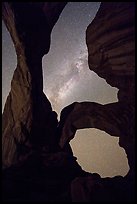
xmin=58 ymin=2 xmax=135 ymax=201
xmin=2 ymin=2 xmax=135 ymax=202
xmin=59 ymin=1 xmax=135 ymax=175
xmin=86 ymin=2 xmax=135 ymax=103
xmin=2 ymin=2 xmax=67 ymax=168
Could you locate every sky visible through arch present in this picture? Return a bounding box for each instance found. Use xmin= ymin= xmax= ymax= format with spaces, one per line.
xmin=2 ymin=2 xmax=129 ymax=177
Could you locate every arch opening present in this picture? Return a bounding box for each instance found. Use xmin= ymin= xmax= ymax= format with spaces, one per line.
xmin=70 ymin=129 xmax=129 ymax=178
xmin=2 ymin=2 xmax=129 ymax=178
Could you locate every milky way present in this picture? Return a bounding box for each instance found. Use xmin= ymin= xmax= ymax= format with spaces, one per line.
xmin=2 ymin=2 xmax=129 ymax=177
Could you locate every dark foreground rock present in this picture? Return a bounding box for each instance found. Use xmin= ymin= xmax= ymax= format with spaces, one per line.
xmin=2 ymin=154 xmax=134 ymax=202
xmin=2 ymin=2 xmax=135 ymax=202
xmin=2 ymin=2 xmax=67 ymax=168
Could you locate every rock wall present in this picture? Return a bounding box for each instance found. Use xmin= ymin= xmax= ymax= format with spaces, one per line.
xmin=59 ymin=1 xmax=135 ymax=178
xmin=86 ymin=2 xmax=135 ymax=177
xmin=86 ymin=2 xmax=135 ymax=103
xmin=58 ymin=2 xmax=135 ymax=201
xmin=2 ymin=2 xmax=135 ymax=202
xmin=2 ymin=2 xmax=67 ymax=168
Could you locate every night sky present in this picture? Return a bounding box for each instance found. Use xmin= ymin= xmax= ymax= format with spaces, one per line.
xmin=2 ymin=2 xmax=129 ymax=177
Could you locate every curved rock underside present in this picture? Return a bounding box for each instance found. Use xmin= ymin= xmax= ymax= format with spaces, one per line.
xmin=2 ymin=2 xmax=135 ymax=202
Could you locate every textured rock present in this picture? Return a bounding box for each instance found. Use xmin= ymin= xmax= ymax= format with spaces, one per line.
xmin=86 ymin=1 xmax=135 ymax=177
xmin=2 ymin=2 xmax=67 ymax=168
xmin=86 ymin=2 xmax=135 ymax=103
xmin=59 ymin=1 xmax=135 ymax=173
xmin=2 ymin=2 xmax=135 ymax=202
xmin=59 ymin=101 xmax=135 ymax=176
xmin=59 ymin=102 xmax=132 ymax=146
xmin=58 ymin=2 xmax=135 ymax=201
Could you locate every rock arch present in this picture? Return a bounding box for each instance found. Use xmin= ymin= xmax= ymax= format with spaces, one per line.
xmin=2 ymin=2 xmax=135 ymax=202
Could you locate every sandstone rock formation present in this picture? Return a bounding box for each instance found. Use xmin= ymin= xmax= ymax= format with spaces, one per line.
xmin=2 ymin=2 xmax=135 ymax=202
xmin=86 ymin=2 xmax=135 ymax=103
xmin=59 ymin=101 xmax=135 ymax=176
xmin=2 ymin=2 xmax=67 ymax=168
xmin=58 ymin=2 xmax=135 ymax=201
xmin=59 ymin=2 xmax=135 ymax=177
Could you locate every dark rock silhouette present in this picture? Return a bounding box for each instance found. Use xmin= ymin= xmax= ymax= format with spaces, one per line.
xmin=86 ymin=2 xmax=135 ymax=104
xmin=2 ymin=2 xmax=135 ymax=202
xmin=58 ymin=2 xmax=135 ymax=201
xmin=2 ymin=2 xmax=67 ymax=167
xmin=59 ymin=101 xmax=135 ymax=178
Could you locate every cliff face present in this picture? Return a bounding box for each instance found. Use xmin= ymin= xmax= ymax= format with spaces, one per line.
xmin=86 ymin=2 xmax=135 ymax=103
xmin=58 ymin=2 xmax=135 ymax=201
xmin=86 ymin=2 xmax=135 ymax=177
xmin=2 ymin=2 xmax=135 ymax=202
xmin=2 ymin=2 xmax=67 ymax=168
xmin=59 ymin=1 xmax=135 ymax=175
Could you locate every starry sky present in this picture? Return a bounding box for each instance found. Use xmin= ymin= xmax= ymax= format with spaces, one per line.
xmin=2 ymin=2 xmax=129 ymax=177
